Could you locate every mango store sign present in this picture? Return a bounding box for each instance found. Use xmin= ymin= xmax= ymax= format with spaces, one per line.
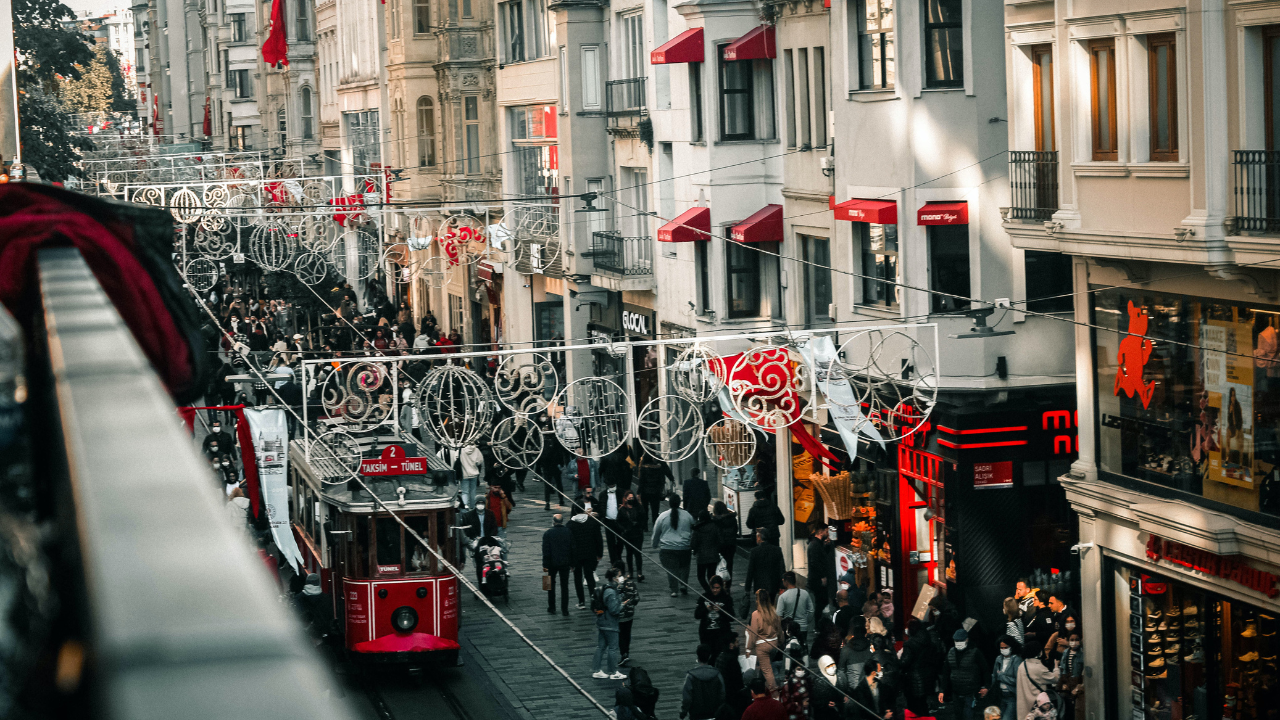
xmin=1146 ymin=535 xmax=1280 ymax=598
xmin=360 ymin=445 xmax=429 ymax=476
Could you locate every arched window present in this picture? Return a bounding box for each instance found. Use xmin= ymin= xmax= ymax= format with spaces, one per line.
xmin=300 ymin=87 xmax=314 ymax=139
xmin=417 ymin=96 xmax=436 ymax=167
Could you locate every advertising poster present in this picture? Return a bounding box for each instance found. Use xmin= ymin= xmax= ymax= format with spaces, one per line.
xmin=1203 ymin=320 xmax=1255 ymax=488
xmin=244 ymin=408 xmax=305 ymax=571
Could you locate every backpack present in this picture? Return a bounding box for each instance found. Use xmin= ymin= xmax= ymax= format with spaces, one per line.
xmin=687 ymin=671 xmax=723 ymax=718
xmin=592 ymin=586 xmax=608 ymax=615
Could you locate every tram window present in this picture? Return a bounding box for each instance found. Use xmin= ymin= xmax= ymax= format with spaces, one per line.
xmin=406 ymin=515 xmax=433 ymax=574
xmin=352 ymin=515 xmax=370 ymax=577
xmin=375 ymin=517 xmax=402 ymax=573
xmin=438 ymin=509 xmax=456 ymax=564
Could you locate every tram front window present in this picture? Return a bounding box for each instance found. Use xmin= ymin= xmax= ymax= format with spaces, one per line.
xmin=406 ymin=515 xmax=434 ymax=574
xmin=375 ymin=517 xmax=402 ymax=574
xmin=351 ymin=515 xmax=370 ymax=577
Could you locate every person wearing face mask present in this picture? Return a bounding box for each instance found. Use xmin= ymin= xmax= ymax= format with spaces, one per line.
xmin=1048 ymin=595 xmax=1076 ymax=637
xmin=812 ymin=655 xmax=842 ymax=720
xmin=1058 ymin=633 xmax=1083 ymax=720
xmin=983 ymin=635 xmax=1023 ymax=720
xmin=939 ymin=628 xmax=987 ymax=720
xmin=460 ymin=498 xmax=499 ymax=583
xmin=777 ymin=659 xmax=812 ymax=720
xmin=848 ymin=659 xmax=894 ymax=720
xmin=203 ymin=419 xmax=237 ymax=461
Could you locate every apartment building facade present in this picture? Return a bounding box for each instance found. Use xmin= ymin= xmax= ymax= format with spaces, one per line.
xmin=1001 ymin=2 xmax=1280 ymax=719
xmin=254 ymin=0 xmax=321 ymax=165
xmin=138 ymin=0 xmax=207 ymax=140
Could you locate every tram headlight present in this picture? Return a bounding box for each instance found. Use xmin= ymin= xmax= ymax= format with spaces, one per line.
xmin=391 ymin=606 xmax=419 ymax=633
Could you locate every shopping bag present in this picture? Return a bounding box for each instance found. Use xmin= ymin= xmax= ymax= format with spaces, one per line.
xmin=738 ymin=655 xmax=757 ymax=673
xmin=716 ymin=557 xmax=731 ymax=585
xmin=542 ymin=573 xmax=552 ymax=591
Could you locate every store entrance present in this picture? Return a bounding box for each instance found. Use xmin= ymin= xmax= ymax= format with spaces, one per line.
xmin=898 ymin=446 xmax=945 ymax=614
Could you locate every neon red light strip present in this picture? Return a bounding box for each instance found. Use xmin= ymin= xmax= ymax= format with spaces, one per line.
xmin=937 ymin=425 xmax=1028 ymax=435
xmin=936 ymin=439 xmax=1028 ymax=449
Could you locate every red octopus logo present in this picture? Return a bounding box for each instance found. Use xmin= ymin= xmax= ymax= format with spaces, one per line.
xmin=1114 ymin=300 xmax=1156 ymax=408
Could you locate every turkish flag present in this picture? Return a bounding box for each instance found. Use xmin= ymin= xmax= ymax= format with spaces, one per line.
xmin=261 ymin=0 xmax=289 ymax=68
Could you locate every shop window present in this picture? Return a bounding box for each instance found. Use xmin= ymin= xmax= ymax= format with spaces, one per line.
xmin=1148 ymin=33 xmax=1178 ymax=161
xmin=802 ymin=234 xmax=832 ymax=324
xmin=1094 ymin=290 xmax=1280 ymax=520
xmin=928 ymin=224 xmax=970 ymax=314
xmin=1024 ymin=250 xmax=1073 ymax=313
xmin=851 ymin=0 xmax=894 ymax=90
xmin=858 ymin=222 xmax=897 ymax=308
xmin=922 ymin=0 xmax=962 ymax=89
xmin=1090 ymin=38 xmax=1118 ymax=161
xmin=726 ymin=241 xmax=761 ymax=318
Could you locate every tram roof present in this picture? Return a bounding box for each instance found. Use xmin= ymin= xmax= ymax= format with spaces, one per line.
xmin=290 ymin=430 xmax=457 ymax=514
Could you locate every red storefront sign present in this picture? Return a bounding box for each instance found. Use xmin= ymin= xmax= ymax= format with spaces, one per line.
xmin=360 ymin=445 xmax=429 ymax=476
xmin=1146 ymin=535 xmax=1280 ymax=598
xmin=973 ymin=461 xmax=1013 ymax=490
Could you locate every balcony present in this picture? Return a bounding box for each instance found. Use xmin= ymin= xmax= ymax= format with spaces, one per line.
xmin=1007 ymin=151 xmax=1059 ymax=221
xmin=589 ymin=231 xmax=655 ymax=291
xmin=1233 ymin=151 xmax=1280 ymax=234
xmin=606 ymin=78 xmax=647 ymax=136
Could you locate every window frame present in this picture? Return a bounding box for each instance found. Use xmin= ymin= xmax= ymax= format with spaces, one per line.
xmin=232 ymin=69 xmax=253 ymax=99
xmin=1089 ymin=38 xmax=1119 ymax=161
xmin=417 ymin=96 xmax=436 ymax=167
xmin=858 ymin=222 xmax=898 ymax=309
xmin=718 ymin=48 xmax=755 ymax=141
xmin=695 ymin=241 xmax=711 ymax=313
xmin=464 ymin=96 xmax=481 ymax=174
xmin=690 ymin=63 xmax=705 ymax=142
xmin=927 ymin=224 xmax=972 ymax=314
xmin=581 ymin=45 xmax=602 ymax=111
xmin=801 ymin=234 xmax=833 ymax=324
xmin=813 ymin=47 xmax=827 ymax=147
xmin=296 ymin=0 xmax=311 ymax=41
xmin=854 ymin=0 xmax=895 ymax=91
xmin=1031 ymin=44 xmax=1054 ymax=152
xmin=1147 ymin=33 xmax=1178 ymax=162
xmin=300 ymin=86 xmax=313 ymax=139
xmin=725 ymin=240 xmax=762 ymax=319
xmin=922 ymin=0 xmax=963 ymax=89
xmin=414 ymin=0 xmax=430 ymax=35
xmin=231 ymin=13 xmax=247 ymax=43
xmin=1266 ymin=25 xmax=1280 ymax=151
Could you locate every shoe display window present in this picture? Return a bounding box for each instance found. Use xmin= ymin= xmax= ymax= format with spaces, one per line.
xmin=1217 ymin=600 xmax=1280 ymax=719
xmin=1131 ymin=575 xmax=1209 ymax=720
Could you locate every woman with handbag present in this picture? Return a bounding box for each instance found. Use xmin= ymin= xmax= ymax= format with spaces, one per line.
xmin=745 ymin=588 xmax=782 ymax=691
xmin=1015 ymin=638 xmax=1060 ymax=720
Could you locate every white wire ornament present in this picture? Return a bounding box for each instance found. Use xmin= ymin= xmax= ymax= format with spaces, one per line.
xmin=728 ymin=345 xmax=809 ymax=431
xmin=636 ymin=394 xmax=703 ymax=463
xmin=184 ymin=257 xmax=219 ymax=293
xmin=416 ymin=364 xmax=495 ymax=448
xmin=310 ymin=429 xmax=363 ymax=481
xmin=669 ymin=343 xmax=727 ymax=404
xmin=319 ymin=362 xmax=391 ymax=429
xmin=704 ymin=417 xmax=757 ymax=470
xmin=293 ymin=252 xmax=329 ymax=285
xmin=549 ymin=377 xmax=630 ymax=459
xmin=834 ymin=329 xmax=938 ymax=442
xmin=493 ymin=352 xmax=559 ymax=415
xmin=490 ymin=415 xmax=545 ymax=470
xmin=249 ymin=220 xmax=296 ymax=270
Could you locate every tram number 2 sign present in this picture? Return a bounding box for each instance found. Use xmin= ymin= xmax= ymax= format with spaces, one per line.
xmin=360 ymin=445 xmax=429 ymax=476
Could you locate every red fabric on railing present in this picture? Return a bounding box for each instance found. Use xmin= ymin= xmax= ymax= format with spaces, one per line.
xmin=179 ymin=404 xmax=262 ymax=518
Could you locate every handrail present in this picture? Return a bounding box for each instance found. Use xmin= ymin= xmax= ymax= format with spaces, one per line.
xmin=37 ymin=247 xmax=353 ymax=719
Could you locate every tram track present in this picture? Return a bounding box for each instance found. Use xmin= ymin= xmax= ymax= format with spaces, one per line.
xmin=357 ymin=660 xmax=484 ymax=720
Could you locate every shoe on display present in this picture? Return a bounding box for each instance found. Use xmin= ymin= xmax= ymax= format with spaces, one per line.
xmin=1145 ymin=621 xmax=1158 ymax=632
xmin=1158 ymin=620 xmax=1169 ymax=631
xmin=1167 ymin=606 xmax=1182 ymax=617
xmin=1167 ymin=654 xmax=1181 ymax=665
xmin=1148 ymin=609 xmax=1164 ymax=620
xmin=1146 ymin=670 xmax=1167 ymax=680
xmin=1148 ymin=647 xmax=1164 ymax=656
xmin=1165 ymin=643 xmax=1181 ymax=655
xmin=1185 ymin=619 xmax=1200 ymax=630
xmin=1148 ymin=633 xmax=1164 ymax=644
xmin=1242 ymin=621 xmax=1259 ymax=638
xmin=1185 ymin=648 xmax=1205 ymax=663
xmin=1149 ymin=657 xmax=1165 ymax=668
xmin=1183 ymin=604 xmax=1198 ymax=616
xmin=1239 ymin=651 xmax=1260 ymax=662
xmin=1169 ymin=622 xmax=1181 ymax=632
xmin=1263 ymin=655 xmax=1278 ymax=662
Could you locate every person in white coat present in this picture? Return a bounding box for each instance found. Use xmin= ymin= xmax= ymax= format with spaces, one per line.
xmin=1015 ymin=639 xmax=1060 ymax=720
xmin=443 ymin=444 xmax=485 ymax=506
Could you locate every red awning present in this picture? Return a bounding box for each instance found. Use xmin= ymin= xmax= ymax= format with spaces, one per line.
xmin=917 ymin=201 xmax=969 ymax=225
xmin=731 ymin=204 xmax=783 ymax=243
xmin=651 ymin=28 xmax=704 ymax=65
xmin=658 ymin=206 xmax=711 ymax=242
xmin=723 ymin=25 xmax=776 ymax=61
xmin=831 ymin=197 xmax=897 ymax=224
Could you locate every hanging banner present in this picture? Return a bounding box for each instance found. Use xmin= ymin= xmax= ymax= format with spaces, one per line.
xmin=799 ymin=335 xmax=884 ymax=460
xmin=244 ymin=408 xmax=304 ymax=571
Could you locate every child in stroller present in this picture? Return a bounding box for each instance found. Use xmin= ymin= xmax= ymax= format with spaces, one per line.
xmin=478 ymin=544 xmax=509 ymax=603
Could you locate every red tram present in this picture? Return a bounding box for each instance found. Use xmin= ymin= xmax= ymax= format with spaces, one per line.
xmin=289 ymin=438 xmax=462 ymax=664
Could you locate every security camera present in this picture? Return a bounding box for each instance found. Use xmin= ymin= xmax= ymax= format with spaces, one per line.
xmin=1070 ymin=543 xmax=1094 ymax=555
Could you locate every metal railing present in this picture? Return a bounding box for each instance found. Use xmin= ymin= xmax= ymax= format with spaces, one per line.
xmin=606 ymin=77 xmax=647 ymax=131
xmin=30 ymin=248 xmax=352 ymax=719
xmin=1008 ymin=150 xmax=1059 ymax=221
xmin=591 ymin=231 xmax=653 ymax=276
xmin=1233 ymin=150 xmax=1280 ymax=233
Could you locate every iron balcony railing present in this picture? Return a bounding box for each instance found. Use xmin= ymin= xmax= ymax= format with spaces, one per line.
xmin=591 ymin=231 xmax=654 ymax=277
xmin=1233 ymin=150 xmax=1280 ymax=233
xmin=1008 ymin=150 xmax=1059 ymax=221
xmin=606 ymin=78 xmax=647 ymax=131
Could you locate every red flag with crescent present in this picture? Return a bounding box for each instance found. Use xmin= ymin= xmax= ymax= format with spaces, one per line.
xmin=262 ymin=0 xmax=290 ymax=68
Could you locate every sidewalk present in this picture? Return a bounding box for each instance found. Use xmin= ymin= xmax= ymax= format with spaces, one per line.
xmin=458 ymin=492 xmax=737 ymax=720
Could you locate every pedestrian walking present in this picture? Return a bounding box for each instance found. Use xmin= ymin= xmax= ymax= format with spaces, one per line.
xmin=805 ymin=523 xmax=835 ymax=614
xmin=591 ymin=567 xmax=627 ymax=679
xmin=836 ymin=632 xmax=873 ymax=693
xmin=617 ymin=566 xmax=640 ymax=667
xmin=636 ymin=455 xmax=673 ymax=527
xmin=742 ymin=529 xmax=784 ymax=612
xmin=940 ymin=628 xmax=987 ymax=720
xmin=1014 ymin=640 xmax=1060 ymax=720
xmin=898 ymin=618 xmax=940 ymax=716
xmin=848 ymin=659 xmax=894 ymax=720
xmin=629 ymin=666 xmax=661 ymax=719
xmin=712 ymin=501 xmax=739 ymax=580
xmin=812 ymin=655 xmax=842 ymax=720
xmin=830 ymin=589 xmax=856 ymax=641
xmin=680 ymin=644 xmax=726 ymax=720
xmin=614 ymin=686 xmax=650 ymax=720
xmin=683 ymin=468 xmax=712 ymax=517
xmin=741 ymin=676 xmax=786 ymax=720
xmin=599 ymin=447 xmax=633 ymax=495
xmin=569 ymin=503 xmax=604 ymax=609
xmin=717 ymin=633 xmax=746 ymax=714
xmin=695 ymin=575 xmax=736 ymax=651
xmin=617 ymin=491 xmax=646 ymax=581
xmin=537 ymin=434 xmax=565 ymax=511
xmin=1022 ymin=591 xmax=1055 ymax=648
xmin=745 ymin=491 xmax=784 ymax=535
xmin=985 ymin=635 xmax=1023 ymax=720
xmin=1003 ymin=597 xmax=1026 ymax=644
xmin=775 ymin=571 xmax=815 ymax=649
xmin=869 ymin=630 xmax=902 ymax=715
xmin=1058 ymin=632 xmax=1083 ymax=720
xmin=746 ymin=588 xmax=782 ymax=691
xmin=485 ymin=483 xmax=514 ymax=547
xmin=692 ymin=510 xmax=722 ymax=594
xmin=443 ymin=443 xmax=485 ymax=507
xmin=596 ymin=478 xmax=627 ymax=568
xmin=651 ymin=493 xmax=694 ymax=597
xmin=542 ymin=514 xmax=572 ymax=616
xmin=460 ymin=497 xmax=498 ymax=583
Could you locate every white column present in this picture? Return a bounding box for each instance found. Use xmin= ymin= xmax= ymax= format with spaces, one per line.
xmin=777 ymin=426 xmax=794 ymax=571
xmin=1070 ymin=256 xmax=1097 ymax=482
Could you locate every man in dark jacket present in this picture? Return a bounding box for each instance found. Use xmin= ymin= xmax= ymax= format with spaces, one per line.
xmin=897 ymin=618 xmax=940 ymax=716
xmin=848 ymin=659 xmax=894 ymax=720
xmin=745 ymin=491 xmax=784 ymax=535
xmin=598 ymin=449 xmax=633 ymax=495
xmin=938 ymin=628 xmax=986 ymax=720
xmin=869 ymin=633 xmax=902 ymax=714
xmin=568 ymin=504 xmax=604 ymax=609
xmin=805 ymin=523 xmax=835 ymax=614
xmin=616 ymin=492 xmax=647 ymax=579
xmin=459 ymin=498 xmax=500 ymax=583
xmin=635 ymin=457 xmax=673 ymax=526
xmin=683 ymin=469 xmax=712 ymax=517
xmin=742 ymin=529 xmax=784 ymax=612
xmin=1023 ymin=590 xmax=1056 ymax=647
xmin=542 ymin=514 xmax=573 ymax=615
xmin=680 ymin=644 xmax=726 ymax=720
xmin=596 ymin=481 xmax=627 ymax=569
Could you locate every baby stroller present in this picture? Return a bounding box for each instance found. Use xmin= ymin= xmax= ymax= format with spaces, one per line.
xmin=478 ymin=543 xmax=510 ymax=604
